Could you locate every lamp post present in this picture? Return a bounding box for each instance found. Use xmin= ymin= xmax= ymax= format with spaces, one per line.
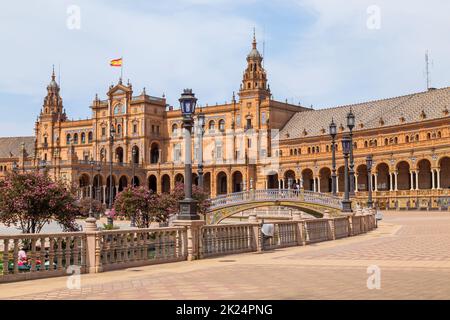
xmin=108 ymin=125 xmax=115 ymax=226
xmin=12 ymin=161 xmax=18 ymax=174
xmin=177 ymin=89 xmax=200 ymax=220
xmin=131 ymin=147 xmax=136 ymax=187
xmin=341 ymin=135 xmax=352 ymax=213
xmin=89 ymin=158 xmax=95 ymax=218
xmin=197 ymin=110 xmax=205 ymax=190
xmin=366 ymin=155 xmax=373 ymax=208
xmin=329 ymin=118 xmax=337 ymax=196
xmin=347 ymin=108 xmax=355 ymax=196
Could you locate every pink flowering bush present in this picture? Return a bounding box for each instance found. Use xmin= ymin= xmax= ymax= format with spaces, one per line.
xmin=113 ymin=186 xmax=153 ymax=228
xmin=0 ymin=172 xmax=80 ymax=233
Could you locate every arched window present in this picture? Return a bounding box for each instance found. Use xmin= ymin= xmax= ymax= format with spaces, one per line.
xmin=416 ymin=134 xmax=419 ymax=141
xmin=66 ymin=134 xmax=71 ymax=145
xmin=427 ymin=132 xmax=431 ymax=140
xmin=394 ymin=137 xmax=398 ymax=144
xmin=117 ymin=124 xmax=122 ymax=136
xmin=438 ymin=131 xmax=442 ymax=138
xmin=326 ymin=145 xmax=329 ymax=152
xmin=364 ymin=141 xmax=368 ymax=148
xmin=290 ymin=149 xmax=293 ymax=156
xmin=88 ymin=132 xmax=93 ymax=143
xmin=294 ymin=149 xmax=298 ymax=156
xmin=172 ymin=123 xmax=178 ymax=135
xmin=73 ymin=133 xmax=78 ymax=144
xmin=218 ymin=119 xmax=225 ymax=131
xmin=209 ymin=120 xmax=215 ymax=131
xmin=406 ymin=136 xmax=410 ymax=143
xmin=298 ymin=148 xmax=301 ymax=155
xmin=385 ymin=138 xmax=389 ymax=145
xmin=81 ymin=132 xmax=86 ymax=144
xmin=308 ymin=147 xmax=311 ymax=154
xmin=316 ymin=146 xmax=320 ymax=153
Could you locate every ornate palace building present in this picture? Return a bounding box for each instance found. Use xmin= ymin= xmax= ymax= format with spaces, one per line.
xmin=1 ymin=34 xmax=450 ymax=210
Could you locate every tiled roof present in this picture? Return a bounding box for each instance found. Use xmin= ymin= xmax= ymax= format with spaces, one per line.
xmin=278 ymin=87 xmax=450 ymax=140
xmin=0 ymin=136 xmax=35 ymax=158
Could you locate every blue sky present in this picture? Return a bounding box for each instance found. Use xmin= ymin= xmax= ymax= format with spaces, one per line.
xmin=1 ymin=0 xmax=450 ymax=136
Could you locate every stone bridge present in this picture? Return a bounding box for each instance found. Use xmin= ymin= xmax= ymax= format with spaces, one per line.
xmin=207 ymin=189 xmax=344 ymax=224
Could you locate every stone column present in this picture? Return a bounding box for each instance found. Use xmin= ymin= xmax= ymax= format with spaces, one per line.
xmin=354 ymin=174 xmax=359 ymax=192
xmin=374 ymin=173 xmax=378 ymax=191
xmin=313 ymin=178 xmax=316 ymax=192
xmin=389 ymin=172 xmax=393 ymax=191
xmin=394 ymin=171 xmax=398 ymax=191
xmin=415 ymin=170 xmax=419 ymax=190
xmin=410 ymin=171 xmax=414 ymax=191
xmin=317 ymin=177 xmax=321 ymax=193
xmin=102 ymin=186 xmax=106 ymax=204
xmin=84 ymin=218 xmax=101 ymax=273
xmin=437 ymin=169 xmax=441 ymax=189
xmin=336 ymin=175 xmax=339 ymax=193
xmin=432 ymin=169 xmax=436 ymax=189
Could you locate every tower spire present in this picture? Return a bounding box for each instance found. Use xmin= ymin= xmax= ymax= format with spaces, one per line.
xmin=51 ymin=64 xmax=56 ymax=81
xmin=252 ymin=27 xmax=257 ymax=49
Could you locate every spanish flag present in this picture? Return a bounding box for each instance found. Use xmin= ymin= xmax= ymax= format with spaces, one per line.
xmin=110 ymin=58 xmax=122 ymax=67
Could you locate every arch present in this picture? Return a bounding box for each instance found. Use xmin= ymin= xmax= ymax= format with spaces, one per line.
xmin=73 ymin=133 xmax=78 ymax=144
xmin=302 ymin=169 xmax=314 ymax=191
xmin=218 ymin=119 xmax=225 ymax=131
xmin=132 ymin=145 xmax=139 ymax=164
xmin=118 ymin=175 xmax=128 ymax=192
xmin=217 ymin=171 xmax=228 ymax=195
xmin=232 ymin=171 xmax=243 ymax=192
xmin=208 ymin=120 xmax=215 ymax=131
xmin=175 ymin=173 xmax=184 ymax=184
xmin=192 ymin=173 xmax=199 ymax=186
xmin=172 ymin=123 xmax=178 ymax=135
xmin=418 ymin=159 xmax=432 ymax=189
xmin=88 ymin=131 xmax=93 ymax=143
xmin=439 ymin=157 xmax=450 ymax=189
xmin=78 ymin=174 xmax=90 ymax=197
xmin=81 ymin=132 xmax=86 ymax=144
xmin=132 ymin=176 xmax=140 ymax=187
xmin=284 ymin=170 xmax=296 ymax=189
xmin=396 ymin=161 xmax=410 ymax=190
xmin=148 ymin=175 xmax=157 ymax=192
xmin=203 ymin=172 xmax=211 ymax=195
xmin=161 ymin=174 xmax=171 ymax=193
xmin=376 ymin=163 xmax=390 ymax=191
xmin=267 ymin=173 xmax=278 ymax=189
xmin=115 ymin=147 xmax=124 ymax=163
xmin=66 ymin=133 xmax=71 ymax=145
xmin=150 ymin=142 xmax=160 ymax=164
xmin=319 ymin=167 xmax=332 ymax=193
xmin=93 ymin=174 xmax=103 ymax=201
xmin=356 ymin=164 xmax=368 ymax=191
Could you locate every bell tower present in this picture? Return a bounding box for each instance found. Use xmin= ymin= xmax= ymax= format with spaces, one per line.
xmin=239 ymin=31 xmax=270 ymax=100
xmin=40 ymin=67 xmax=66 ymax=122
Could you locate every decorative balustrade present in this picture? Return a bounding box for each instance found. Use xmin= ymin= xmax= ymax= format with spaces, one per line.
xmin=201 ymin=224 xmax=255 ymax=258
xmin=99 ymin=227 xmax=187 ymax=271
xmin=209 ymin=189 xmax=342 ymax=210
xmin=0 ymin=232 xmax=86 ymax=282
xmin=1 ymin=213 xmax=376 ymax=283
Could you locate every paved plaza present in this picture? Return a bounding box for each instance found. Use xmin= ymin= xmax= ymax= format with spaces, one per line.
xmin=1 ymin=211 xmax=450 ymax=300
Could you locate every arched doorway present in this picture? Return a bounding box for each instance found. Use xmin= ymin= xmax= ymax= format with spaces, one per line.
xmin=217 ymin=171 xmax=228 ymax=195
xmin=418 ymin=159 xmax=432 ymax=189
xmin=356 ymin=164 xmax=368 ymax=191
xmin=106 ymin=175 xmax=117 ymax=207
xmin=377 ymin=163 xmax=390 ymax=191
xmin=132 ymin=145 xmax=139 ymax=164
xmin=302 ymin=169 xmax=314 ymax=191
xmin=440 ymin=157 xmax=450 ymax=189
xmin=150 ymin=143 xmax=160 ymax=164
xmin=161 ymin=174 xmax=170 ymax=193
xmin=78 ymin=174 xmax=90 ymax=198
xmin=284 ymin=170 xmax=296 ymax=189
xmin=267 ymin=173 xmax=278 ymax=189
xmin=118 ymin=175 xmax=128 ymax=192
xmin=232 ymin=171 xmax=243 ymax=192
xmin=397 ymin=161 xmax=410 ymax=190
xmin=148 ymin=175 xmax=157 ymax=192
xmin=319 ymin=167 xmax=331 ymax=193
xmin=115 ymin=147 xmax=124 ymax=163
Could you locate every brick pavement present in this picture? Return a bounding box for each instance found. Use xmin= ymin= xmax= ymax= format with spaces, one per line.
xmin=1 ymin=211 xmax=450 ymax=300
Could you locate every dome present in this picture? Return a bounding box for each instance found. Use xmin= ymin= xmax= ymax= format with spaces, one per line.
xmin=247 ymin=48 xmax=262 ymax=59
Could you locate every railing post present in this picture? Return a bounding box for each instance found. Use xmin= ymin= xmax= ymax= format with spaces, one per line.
xmin=348 ymin=215 xmax=353 ymax=237
xmin=84 ymin=219 xmax=102 ymax=273
xmin=327 ymin=218 xmax=335 ymax=240
xmin=251 ymin=223 xmax=262 ymax=252
xmin=292 ymin=213 xmax=305 ymax=246
xmin=173 ymin=220 xmax=205 ymax=261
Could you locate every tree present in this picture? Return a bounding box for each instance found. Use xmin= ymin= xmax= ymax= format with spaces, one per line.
xmin=76 ymin=198 xmax=105 ymax=218
xmin=113 ymin=186 xmax=152 ymax=228
xmin=0 ymin=172 xmax=80 ymax=234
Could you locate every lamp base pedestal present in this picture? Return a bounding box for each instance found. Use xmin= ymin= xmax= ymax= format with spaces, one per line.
xmin=342 ymin=200 xmax=353 ymax=213
xmin=177 ymin=198 xmax=200 ymax=220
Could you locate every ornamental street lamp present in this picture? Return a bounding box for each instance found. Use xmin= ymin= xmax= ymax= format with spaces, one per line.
xmin=347 ymin=107 xmax=356 ymax=196
xmin=366 ymin=155 xmax=374 ymax=208
xmin=329 ymin=118 xmax=337 ymax=196
xmin=108 ymin=125 xmax=115 ymax=226
xmin=131 ymin=147 xmax=137 ymax=187
xmin=341 ymin=135 xmax=352 ymax=213
xmin=197 ymin=109 xmax=205 ymax=190
xmin=12 ymin=161 xmax=18 ymax=174
xmin=177 ymin=89 xmax=200 ymax=220
xmin=39 ymin=160 xmax=47 ymax=175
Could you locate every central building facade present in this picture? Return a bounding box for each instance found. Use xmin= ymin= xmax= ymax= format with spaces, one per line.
xmin=1 ymin=34 xmax=450 ymax=211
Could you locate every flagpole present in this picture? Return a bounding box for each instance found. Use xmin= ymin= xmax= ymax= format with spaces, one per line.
xmin=121 ymin=56 xmax=123 ymax=81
